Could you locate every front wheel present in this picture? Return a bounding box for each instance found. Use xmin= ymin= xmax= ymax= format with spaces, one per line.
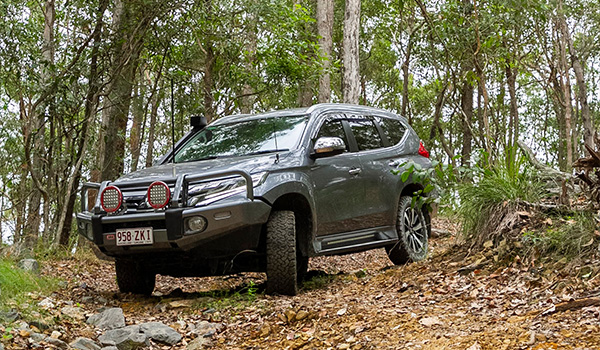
xmin=115 ymin=259 xmax=156 ymax=295
xmin=386 ymin=196 xmax=429 ymax=265
xmin=266 ymin=210 xmax=300 ymax=296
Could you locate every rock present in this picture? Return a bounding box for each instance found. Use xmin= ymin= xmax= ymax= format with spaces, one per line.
xmin=70 ymin=337 xmax=102 ymax=350
xmin=30 ymin=332 xmax=46 ymax=342
xmin=284 ymin=309 xmax=296 ymax=323
xmin=99 ymin=325 xmax=148 ymax=350
xmin=61 ymin=306 xmax=86 ymax=321
xmin=0 ymin=309 xmax=20 ymax=323
xmin=38 ymin=297 xmax=56 ymax=309
xmin=88 ymin=308 xmax=126 ymax=330
xmin=419 ymin=316 xmax=443 ymax=327
xmin=191 ymin=321 xmax=223 ymax=338
xmin=0 ymin=341 xmax=3 ymax=350
xmin=44 ymin=337 xmax=69 ymax=349
xmin=139 ymin=322 xmax=182 ymax=345
xmin=101 ymin=347 xmax=119 ymax=350
xmin=186 ymin=336 xmax=210 ymax=350
xmin=18 ymin=259 xmax=39 ymax=274
xmin=295 ymin=310 xmax=309 ymax=321
xmin=50 ymin=330 xmax=62 ymax=339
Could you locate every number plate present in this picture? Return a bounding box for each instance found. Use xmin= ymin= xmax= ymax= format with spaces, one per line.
xmin=116 ymin=227 xmax=153 ymax=246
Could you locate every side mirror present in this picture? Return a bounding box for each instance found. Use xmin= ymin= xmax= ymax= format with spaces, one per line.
xmin=311 ymin=137 xmax=346 ymax=159
xmin=190 ymin=115 xmax=207 ymax=129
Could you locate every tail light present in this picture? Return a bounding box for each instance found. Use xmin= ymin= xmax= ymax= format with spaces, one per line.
xmin=147 ymin=181 xmax=171 ymax=209
xmin=100 ymin=186 xmax=122 ymax=213
xmin=418 ymin=141 xmax=430 ymax=158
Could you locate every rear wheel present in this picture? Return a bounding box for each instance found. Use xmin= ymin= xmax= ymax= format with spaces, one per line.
xmin=115 ymin=259 xmax=156 ymax=295
xmin=266 ymin=210 xmax=300 ymax=295
xmin=386 ymin=196 xmax=429 ymax=265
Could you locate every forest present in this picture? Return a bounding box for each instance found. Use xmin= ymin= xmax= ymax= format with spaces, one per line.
xmin=1 ymin=0 xmax=599 ymax=254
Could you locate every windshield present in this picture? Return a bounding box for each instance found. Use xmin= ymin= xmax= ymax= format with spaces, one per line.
xmin=174 ymin=115 xmax=308 ymax=162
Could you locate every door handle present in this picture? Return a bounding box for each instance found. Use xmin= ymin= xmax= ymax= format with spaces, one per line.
xmin=349 ymin=168 xmax=362 ymax=175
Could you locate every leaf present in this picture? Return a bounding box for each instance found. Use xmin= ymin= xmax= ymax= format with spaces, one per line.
xmin=401 ymin=171 xmax=410 ymax=182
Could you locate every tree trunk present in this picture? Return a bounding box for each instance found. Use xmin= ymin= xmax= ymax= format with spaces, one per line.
xmin=240 ymin=11 xmax=257 ymax=114
xmin=146 ymin=80 xmax=163 ymax=168
xmin=130 ymin=77 xmax=146 ymax=172
xmin=342 ymin=0 xmax=360 ymax=104
xmin=557 ymin=1 xmax=573 ymax=168
xmin=460 ymin=79 xmax=474 ymax=166
xmin=98 ymin=0 xmax=151 ymax=181
xmin=565 ymin=28 xmax=593 ymax=149
xmin=317 ymin=0 xmax=334 ymax=103
xmin=56 ymin=0 xmax=108 ymax=247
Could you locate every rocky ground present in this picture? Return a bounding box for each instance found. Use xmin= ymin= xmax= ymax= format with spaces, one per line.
xmin=3 ymin=217 xmax=600 ymax=349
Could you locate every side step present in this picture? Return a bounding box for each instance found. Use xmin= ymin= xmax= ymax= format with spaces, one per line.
xmin=314 ymin=226 xmax=398 ymax=256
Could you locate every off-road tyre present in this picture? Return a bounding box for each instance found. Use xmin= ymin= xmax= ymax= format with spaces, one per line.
xmin=266 ymin=210 xmax=299 ymax=296
xmin=386 ymin=196 xmax=429 ymax=265
xmin=115 ymin=259 xmax=156 ymax=295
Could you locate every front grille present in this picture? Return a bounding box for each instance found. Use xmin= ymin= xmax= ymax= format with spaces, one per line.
xmin=103 ymin=220 xmax=167 ymax=233
xmin=116 ymin=180 xmax=177 ymax=210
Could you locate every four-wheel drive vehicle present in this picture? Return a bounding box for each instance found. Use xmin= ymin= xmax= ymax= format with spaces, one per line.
xmin=77 ymin=103 xmax=433 ymax=296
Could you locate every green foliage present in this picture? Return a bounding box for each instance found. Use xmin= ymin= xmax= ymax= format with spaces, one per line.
xmin=458 ymin=154 xmax=544 ymax=236
xmin=0 ymin=259 xmax=59 ymax=311
xmin=522 ymin=212 xmax=597 ymax=258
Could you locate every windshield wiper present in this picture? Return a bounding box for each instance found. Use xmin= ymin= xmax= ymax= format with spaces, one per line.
xmin=246 ymin=149 xmax=289 ymax=156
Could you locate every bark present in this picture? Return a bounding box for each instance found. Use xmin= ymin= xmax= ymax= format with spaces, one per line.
xmin=342 ymin=0 xmax=360 ymax=104
xmin=23 ymin=0 xmax=55 ymax=250
xmin=146 ymin=80 xmax=164 ymax=168
xmin=99 ymin=0 xmax=152 ymax=181
xmin=460 ymin=79 xmax=474 ymax=166
xmin=130 ymin=77 xmax=146 ymax=172
xmin=56 ymin=0 xmax=108 ymax=246
xmin=505 ymin=60 xmax=519 ymax=150
xmin=317 ymin=0 xmax=334 ymax=103
xmin=565 ymin=29 xmax=593 ymax=149
xmin=240 ymin=11 xmax=257 ymax=114
xmin=557 ymin=3 xmax=573 ymax=169
xmin=201 ymin=0 xmax=216 ymax=122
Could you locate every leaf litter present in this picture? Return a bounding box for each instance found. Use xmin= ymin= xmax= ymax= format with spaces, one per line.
xmin=8 ymin=216 xmax=600 ymax=349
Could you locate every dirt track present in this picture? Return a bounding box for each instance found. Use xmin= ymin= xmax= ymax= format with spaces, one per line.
xmin=31 ymin=218 xmax=600 ymax=349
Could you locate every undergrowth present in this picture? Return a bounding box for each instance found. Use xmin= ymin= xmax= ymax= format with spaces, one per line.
xmin=0 ymin=258 xmax=59 ymax=312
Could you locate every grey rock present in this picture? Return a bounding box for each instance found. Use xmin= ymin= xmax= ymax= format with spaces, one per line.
xmin=30 ymin=332 xmax=46 ymax=342
xmin=81 ymin=296 xmax=94 ymax=303
xmin=38 ymin=297 xmax=56 ymax=309
xmin=191 ymin=321 xmax=223 ymax=338
xmin=18 ymin=258 xmax=39 ymax=274
xmin=186 ymin=336 xmax=211 ymax=350
xmin=70 ymin=337 xmax=102 ymax=350
xmin=139 ymin=322 xmax=182 ymax=345
xmin=45 ymin=337 xmax=69 ymax=349
xmin=101 ymin=347 xmax=119 ymax=350
xmin=0 ymin=341 xmax=4 ymax=350
xmin=87 ymin=308 xmax=125 ymax=330
xmin=98 ymin=325 xmax=148 ymax=350
xmin=0 ymin=309 xmax=20 ymax=323
xmin=61 ymin=306 xmax=86 ymax=321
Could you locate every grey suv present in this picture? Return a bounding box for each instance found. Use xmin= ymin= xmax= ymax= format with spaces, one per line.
xmin=77 ymin=104 xmax=433 ymax=295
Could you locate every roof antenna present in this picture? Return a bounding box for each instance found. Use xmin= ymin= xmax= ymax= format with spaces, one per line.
xmin=273 ymin=121 xmax=280 ymax=164
xmin=171 ymin=77 xmax=176 ymax=165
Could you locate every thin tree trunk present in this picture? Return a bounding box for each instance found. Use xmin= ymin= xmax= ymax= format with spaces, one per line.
xmin=460 ymin=80 xmax=474 ymax=166
xmin=240 ymin=11 xmax=257 ymax=114
xmin=56 ymin=0 xmax=108 ymax=246
xmin=146 ymin=80 xmax=163 ymax=168
xmin=130 ymin=78 xmax=145 ymax=172
xmin=557 ymin=1 xmax=573 ymax=168
xmin=342 ymin=0 xmax=360 ymax=104
xmin=317 ymin=0 xmax=334 ymax=103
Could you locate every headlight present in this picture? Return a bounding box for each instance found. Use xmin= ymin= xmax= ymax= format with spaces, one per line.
xmin=187 ymin=172 xmax=267 ymax=206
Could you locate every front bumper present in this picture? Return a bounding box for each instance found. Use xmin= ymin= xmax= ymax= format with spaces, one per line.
xmin=76 ymin=199 xmax=271 ymax=256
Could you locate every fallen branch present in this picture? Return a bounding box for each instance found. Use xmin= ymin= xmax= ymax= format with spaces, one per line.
xmin=517 ymin=140 xmax=570 ymax=181
xmin=541 ymin=297 xmax=600 ymax=316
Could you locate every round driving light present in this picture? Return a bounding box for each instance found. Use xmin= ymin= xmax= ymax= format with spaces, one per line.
xmin=147 ymin=181 xmax=171 ymax=209
xmin=100 ymin=186 xmax=122 ymax=213
xmin=187 ymin=216 xmax=207 ymax=233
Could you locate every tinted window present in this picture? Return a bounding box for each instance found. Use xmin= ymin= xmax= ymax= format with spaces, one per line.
xmin=316 ymin=118 xmax=349 ymax=151
xmin=374 ymin=116 xmax=406 ymax=146
xmin=347 ymin=117 xmax=383 ymax=151
xmin=175 ymin=115 xmax=308 ymax=162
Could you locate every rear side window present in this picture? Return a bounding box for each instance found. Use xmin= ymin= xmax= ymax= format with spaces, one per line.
xmin=375 ymin=116 xmax=407 ymax=146
xmin=316 ymin=118 xmax=349 ymax=151
xmin=347 ymin=117 xmax=383 ymax=151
